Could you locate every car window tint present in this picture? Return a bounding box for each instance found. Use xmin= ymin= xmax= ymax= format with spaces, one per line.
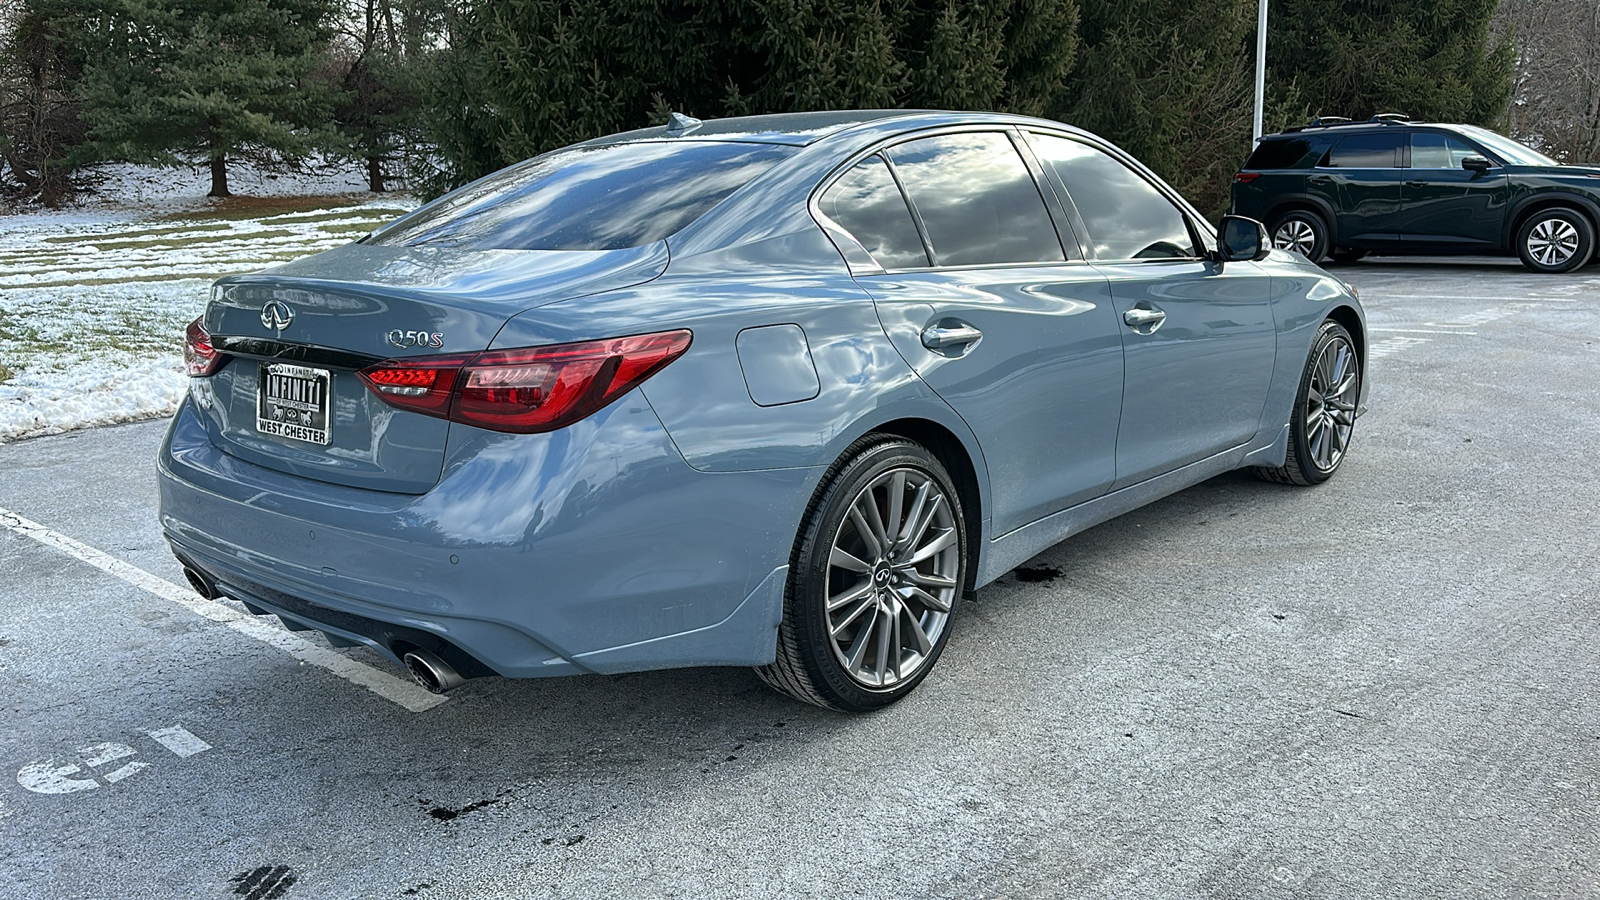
xmin=817 ymin=155 xmax=930 ymax=269
xmin=1245 ymin=138 xmax=1314 ymax=169
xmin=366 ymin=141 xmax=796 ymax=251
xmin=885 ymin=132 xmax=1064 ymax=267
xmin=1323 ymin=133 xmax=1403 ymax=168
xmin=1028 ymin=134 xmax=1197 ymax=261
xmin=1410 ymin=132 xmax=1479 ymax=169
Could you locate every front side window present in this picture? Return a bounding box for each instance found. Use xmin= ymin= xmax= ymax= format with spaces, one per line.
xmin=1029 ymin=133 xmax=1196 ymax=261
xmin=366 ymin=141 xmax=796 ymax=251
xmin=885 ymin=132 xmax=1065 ymax=267
xmin=817 ymin=155 xmax=930 ymax=269
xmin=1323 ymin=133 xmax=1403 ymax=168
xmin=1454 ymin=125 xmax=1558 ymax=166
xmin=1410 ymin=133 xmax=1479 ymax=169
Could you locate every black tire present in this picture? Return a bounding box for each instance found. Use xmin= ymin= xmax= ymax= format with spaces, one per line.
xmin=1515 ymin=207 xmax=1595 ymax=273
xmin=755 ymin=437 xmax=967 ymax=712
xmin=1255 ymin=320 xmax=1360 ymax=486
xmin=1329 ymin=248 xmax=1367 ymax=264
xmin=1270 ymin=210 xmax=1330 ymax=262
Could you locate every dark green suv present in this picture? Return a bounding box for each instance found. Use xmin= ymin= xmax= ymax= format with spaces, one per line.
xmin=1232 ymin=116 xmax=1600 ymax=273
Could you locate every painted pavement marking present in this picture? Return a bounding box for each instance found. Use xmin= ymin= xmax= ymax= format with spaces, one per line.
xmin=0 ymin=506 xmax=445 ymax=713
xmin=148 ymin=725 xmax=211 ymax=758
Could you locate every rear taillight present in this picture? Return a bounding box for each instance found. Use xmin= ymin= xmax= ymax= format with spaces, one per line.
xmin=1232 ymin=172 xmax=1261 ymax=183
xmin=358 ymin=330 xmax=692 ymax=434
xmin=184 ymin=317 xmax=224 ymax=376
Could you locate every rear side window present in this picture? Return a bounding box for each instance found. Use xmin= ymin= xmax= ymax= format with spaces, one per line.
xmin=1322 ymin=133 xmax=1403 ymax=168
xmin=366 ymin=141 xmax=796 ymax=251
xmin=1245 ymin=138 xmax=1314 ymax=169
xmin=817 ymin=155 xmax=930 ymax=269
xmin=886 ymin=132 xmax=1065 ymax=267
xmin=1029 ymin=134 xmax=1197 ymax=261
xmin=1410 ymin=133 xmax=1479 ymax=168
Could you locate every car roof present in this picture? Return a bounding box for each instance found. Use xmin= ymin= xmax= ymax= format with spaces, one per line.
xmin=1264 ymin=120 xmax=1464 ymax=139
xmin=577 ymin=110 xmax=941 ymax=147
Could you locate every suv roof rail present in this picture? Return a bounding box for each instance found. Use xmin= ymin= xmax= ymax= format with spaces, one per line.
xmin=1282 ymin=114 xmax=1413 ymax=133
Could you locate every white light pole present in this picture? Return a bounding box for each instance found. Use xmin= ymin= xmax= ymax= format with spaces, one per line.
xmin=1253 ymin=0 xmax=1268 ymax=144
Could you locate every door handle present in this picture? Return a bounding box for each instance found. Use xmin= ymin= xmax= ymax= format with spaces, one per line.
xmin=1308 ymin=175 xmax=1334 ymax=185
xmin=1123 ymin=307 xmax=1167 ymax=329
xmin=1404 ymin=180 xmax=1428 ymax=188
xmin=921 ymin=323 xmax=983 ymax=349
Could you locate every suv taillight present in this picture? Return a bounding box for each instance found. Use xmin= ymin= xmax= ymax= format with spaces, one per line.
xmin=1232 ymin=172 xmax=1261 ymax=183
xmin=358 ymin=330 xmax=692 ymax=434
xmin=184 ymin=317 xmax=224 ymax=376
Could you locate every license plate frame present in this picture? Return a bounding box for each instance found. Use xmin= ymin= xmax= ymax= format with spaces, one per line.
xmin=256 ymin=362 xmax=332 ymax=446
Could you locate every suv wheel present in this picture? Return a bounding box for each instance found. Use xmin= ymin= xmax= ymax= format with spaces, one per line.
xmin=1271 ymin=211 xmax=1329 ymax=262
xmin=1516 ymin=208 xmax=1594 ymax=273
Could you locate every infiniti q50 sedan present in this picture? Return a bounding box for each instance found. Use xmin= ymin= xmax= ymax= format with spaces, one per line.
xmin=160 ymin=110 xmax=1367 ymax=711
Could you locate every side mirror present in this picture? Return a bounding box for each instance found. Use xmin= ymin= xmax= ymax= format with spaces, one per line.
xmin=1462 ymin=155 xmax=1492 ymax=173
xmin=1218 ymin=215 xmax=1270 ymax=263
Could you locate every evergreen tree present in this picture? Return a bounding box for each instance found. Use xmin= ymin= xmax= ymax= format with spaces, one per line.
xmin=323 ymin=0 xmax=437 ymax=191
xmin=1268 ymin=0 xmax=1513 ymax=127
xmin=76 ymin=0 xmax=338 ymax=197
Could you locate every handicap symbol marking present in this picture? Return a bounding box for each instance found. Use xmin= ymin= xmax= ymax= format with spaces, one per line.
xmin=17 ymin=742 xmax=149 ymax=794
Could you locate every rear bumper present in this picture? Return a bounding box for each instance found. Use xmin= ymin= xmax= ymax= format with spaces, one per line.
xmin=158 ymin=392 xmax=815 ymax=678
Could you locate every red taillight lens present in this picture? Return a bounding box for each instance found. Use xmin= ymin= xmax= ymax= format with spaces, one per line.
xmin=184 ymin=317 xmax=224 ymax=377
xmin=358 ymin=330 xmax=692 ymax=434
xmin=1232 ymin=172 xmax=1261 ymax=183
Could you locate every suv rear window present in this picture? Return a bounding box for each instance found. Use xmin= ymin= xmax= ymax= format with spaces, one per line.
xmin=1322 ymin=133 xmax=1403 ymax=168
xmin=1244 ymin=138 xmax=1313 ymax=169
xmin=367 ymin=141 xmax=796 ymax=251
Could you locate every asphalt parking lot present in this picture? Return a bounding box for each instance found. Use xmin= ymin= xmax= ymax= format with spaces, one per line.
xmin=2 ymin=258 xmax=1597 ymax=899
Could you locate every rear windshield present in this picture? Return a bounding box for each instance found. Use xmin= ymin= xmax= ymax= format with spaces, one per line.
xmin=366 ymin=141 xmax=797 ymax=251
xmin=1244 ymin=138 xmax=1314 ymax=169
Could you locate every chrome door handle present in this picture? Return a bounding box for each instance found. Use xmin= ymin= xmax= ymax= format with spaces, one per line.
xmin=1405 ymin=180 xmax=1427 ymax=188
xmin=1123 ymin=307 xmax=1167 ymax=328
xmin=921 ymin=323 xmax=983 ymax=349
xmin=1308 ymin=175 xmax=1334 ymax=185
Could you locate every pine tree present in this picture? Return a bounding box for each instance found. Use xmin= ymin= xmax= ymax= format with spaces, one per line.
xmin=76 ymin=0 xmax=338 ymax=197
xmin=1268 ymin=0 xmax=1513 ymax=127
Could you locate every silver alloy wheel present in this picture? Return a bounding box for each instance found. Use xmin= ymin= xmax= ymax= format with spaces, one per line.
xmin=1527 ymin=217 xmax=1581 ymax=267
xmin=824 ymin=467 xmax=960 ymax=689
xmin=1305 ymin=334 xmax=1358 ymax=472
xmin=1274 ymin=219 xmax=1318 ymax=256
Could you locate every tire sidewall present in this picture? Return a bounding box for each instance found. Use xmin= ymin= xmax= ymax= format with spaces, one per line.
xmin=1517 ymin=208 xmax=1595 ymax=273
xmin=791 ymin=440 xmax=966 ymax=711
xmin=1287 ymin=321 xmax=1358 ymax=484
xmin=1272 ymin=211 xmax=1330 ymax=263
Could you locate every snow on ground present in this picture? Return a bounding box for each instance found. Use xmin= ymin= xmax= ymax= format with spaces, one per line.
xmin=0 ymin=162 xmax=416 ymax=442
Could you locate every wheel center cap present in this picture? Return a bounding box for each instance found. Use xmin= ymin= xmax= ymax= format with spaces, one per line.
xmin=873 ymin=565 xmax=893 ymax=587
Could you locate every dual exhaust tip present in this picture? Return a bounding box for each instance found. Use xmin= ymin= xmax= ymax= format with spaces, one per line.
xmin=184 ymin=563 xmax=467 ymax=695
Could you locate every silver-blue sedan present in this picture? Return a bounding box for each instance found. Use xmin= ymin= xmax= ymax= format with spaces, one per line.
xmin=161 ymin=110 xmax=1367 ymax=711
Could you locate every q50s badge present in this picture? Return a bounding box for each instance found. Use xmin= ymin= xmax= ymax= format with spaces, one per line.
xmin=386 ymin=329 xmax=445 ymax=349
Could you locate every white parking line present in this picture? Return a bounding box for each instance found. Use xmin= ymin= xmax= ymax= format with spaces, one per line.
xmin=148 ymin=725 xmax=211 ymax=758
xmin=0 ymin=506 xmax=446 ymax=713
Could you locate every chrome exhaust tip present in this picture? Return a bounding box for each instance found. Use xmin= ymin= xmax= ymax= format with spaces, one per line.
xmin=403 ymin=649 xmax=465 ymax=693
xmin=181 ymin=565 xmax=219 ymax=600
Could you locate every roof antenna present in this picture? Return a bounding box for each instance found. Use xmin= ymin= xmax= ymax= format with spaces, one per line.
xmin=666 ymin=112 xmax=702 ymax=135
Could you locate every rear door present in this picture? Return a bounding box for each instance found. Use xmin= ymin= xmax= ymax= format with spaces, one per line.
xmin=819 ymin=130 xmax=1125 ymax=535
xmin=1309 ymin=132 xmax=1405 ymax=249
xmin=1398 ymin=130 xmax=1509 ymax=250
xmin=1026 ymin=132 xmax=1277 ymax=489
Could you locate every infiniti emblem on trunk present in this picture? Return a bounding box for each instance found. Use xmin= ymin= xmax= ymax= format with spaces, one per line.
xmin=260 ymin=299 xmax=295 ymax=332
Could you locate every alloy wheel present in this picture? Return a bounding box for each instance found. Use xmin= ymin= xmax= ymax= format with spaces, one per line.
xmin=1304 ymin=334 xmax=1358 ymax=472
xmin=823 ymin=467 xmax=960 ymax=689
xmin=1527 ymin=217 xmax=1581 ymax=267
xmin=1274 ymin=219 xmax=1318 ymax=257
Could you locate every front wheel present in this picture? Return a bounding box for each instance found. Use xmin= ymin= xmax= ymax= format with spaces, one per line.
xmin=1516 ymin=208 xmax=1594 ymax=273
xmin=756 ymin=438 xmax=967 ymax=711
xmin=1255 ymin=320 xmax=1360 ymax=486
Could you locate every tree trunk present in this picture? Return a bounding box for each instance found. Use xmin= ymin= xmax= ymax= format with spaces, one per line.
xmin=367 ymin=155 xmax=385 ymax=192
xmin=209 ymin=156 xmax=230 ymax=197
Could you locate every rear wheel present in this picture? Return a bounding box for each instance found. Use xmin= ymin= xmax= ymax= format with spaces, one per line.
xmin=1255 ymin=320 xmax=1360 ymax=486
xmin=1516 ymin=208 xmax=1594 ymax=273
xmin=1271 ymin=210 xmax=1330 ymax=262
xmin=756 ymin=438 xmax=967 ymax=711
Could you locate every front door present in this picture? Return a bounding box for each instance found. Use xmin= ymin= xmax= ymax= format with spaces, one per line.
xmin=1398 ymin=131 xmax=1510 ymax=250
xmin=1025 ymin=131 xmax=1277 ymax=489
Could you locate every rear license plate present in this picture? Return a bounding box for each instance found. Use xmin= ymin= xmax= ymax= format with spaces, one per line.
xmin=256 ymin=363 xmax=331 ymax=445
